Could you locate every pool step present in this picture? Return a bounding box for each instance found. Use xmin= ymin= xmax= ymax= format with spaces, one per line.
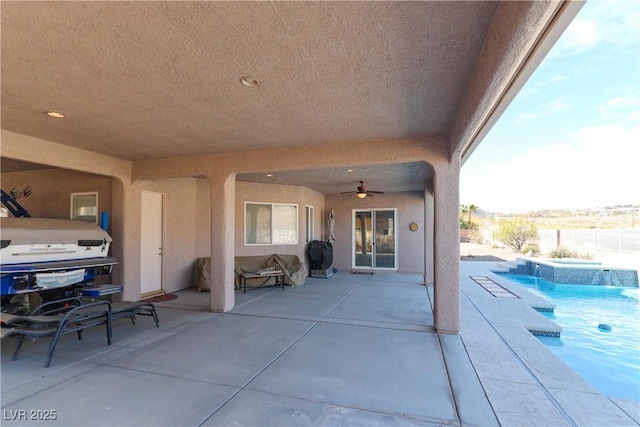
xmin=494 ymin=259 xmax=527 ymax=274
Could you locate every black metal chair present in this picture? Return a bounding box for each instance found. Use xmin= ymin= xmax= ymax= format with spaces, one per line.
xmin=1 ymin=297 xmax=112 ymax=367
xmin=110 ymin=301 xmax=159 ymax=327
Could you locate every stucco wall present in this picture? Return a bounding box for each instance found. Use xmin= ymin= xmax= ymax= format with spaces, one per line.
xmin=195 ymin=177 xmax=211 ymax=258
xmin=235 ymin=181 xmax=325 ymax=272
xmin=325 ymin=192 xmax=426 ymax=274
xmin=1 ymin=168 xmax=113 ymax=223
xmin=138 ymin=178 xmax=207 ymax=293
xmin=302 ymin=186 xmax=326 ymax=246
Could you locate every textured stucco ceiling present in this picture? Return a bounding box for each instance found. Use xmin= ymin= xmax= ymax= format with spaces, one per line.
xmin=237 ymin=162 xmax=433 ymax=195
xmin=1 ymin=1 xmax=498 ymax=163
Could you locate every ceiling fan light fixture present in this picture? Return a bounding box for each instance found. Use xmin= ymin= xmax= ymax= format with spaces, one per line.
xmin=340 ymin=180 xmax=382 ymax=198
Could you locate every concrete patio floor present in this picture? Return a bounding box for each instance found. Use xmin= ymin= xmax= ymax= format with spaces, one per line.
xmin=2 ymin=264 xmax=638 ymax=426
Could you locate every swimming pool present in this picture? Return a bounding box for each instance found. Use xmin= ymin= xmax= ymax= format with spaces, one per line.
xmin=499 ymin=273 xmax=640 ymax=401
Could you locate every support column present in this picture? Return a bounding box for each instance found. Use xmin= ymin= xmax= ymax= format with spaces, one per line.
xmin=111 ymin=177 xmax=141 ymax=302
xmin=424 ymin=183 xmax=435 ymax=286
xmin=207 ymin=173 xmax=236 ymax=312
xmin=433 ymin=159 xmax=461 ymax=334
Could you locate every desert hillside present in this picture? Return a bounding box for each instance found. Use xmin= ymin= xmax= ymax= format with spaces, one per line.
xmin=469 ymin=206 xmax=639 ymax=230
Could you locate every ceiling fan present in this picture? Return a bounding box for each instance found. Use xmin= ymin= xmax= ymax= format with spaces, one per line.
xmin=340 ymin=181 xmax=384 ymax=199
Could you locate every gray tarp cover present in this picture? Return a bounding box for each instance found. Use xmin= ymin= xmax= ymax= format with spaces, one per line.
xmin=235 ymin=254 xmax=306 ymax=288
xmin=196 ymin=254 xmax=306 ymax=292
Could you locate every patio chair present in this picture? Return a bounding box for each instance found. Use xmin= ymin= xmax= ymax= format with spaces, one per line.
xmin=110 ymin=301 xmax=159 ymax=327
xmin=1 ymin=297 xmax=112 ymax=367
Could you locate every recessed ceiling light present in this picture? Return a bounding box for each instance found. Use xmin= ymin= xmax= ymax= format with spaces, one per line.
xmin=346 ymin=169 xmax=354 ymax=172
xmin=266 ymin=173 xmax=273 ymax=177
xmin=240 ymin=77 xmax=260 ymax=87
xmin=46 ymin=111 xmax=65 ymax=118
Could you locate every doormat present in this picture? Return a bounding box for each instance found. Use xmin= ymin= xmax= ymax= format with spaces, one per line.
xmin=351 ymin=271 xmax=374 ymax=275
xmin=141 ymin=293 xmax=178 ymax=303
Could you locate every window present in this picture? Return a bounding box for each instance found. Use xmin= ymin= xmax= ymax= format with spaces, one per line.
xmin=245 ymin=202 xmax=298 ymax=245
xmin=305 ymin=205 xmax=314 ymax=243
xmin=70 ymin=192 xmax=98 ymax=223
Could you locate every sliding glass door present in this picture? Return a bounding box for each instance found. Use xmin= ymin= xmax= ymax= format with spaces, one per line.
xmin=353 ymin=209 xmax=396 ymax=270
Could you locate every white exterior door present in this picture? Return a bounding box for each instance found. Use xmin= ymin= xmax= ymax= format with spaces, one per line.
xmin=140 ymin=191 xmax=163 ymax=295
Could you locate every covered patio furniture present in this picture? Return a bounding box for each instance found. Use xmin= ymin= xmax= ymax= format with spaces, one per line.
xmin=234 ymin=254 xmax=306 ymax=290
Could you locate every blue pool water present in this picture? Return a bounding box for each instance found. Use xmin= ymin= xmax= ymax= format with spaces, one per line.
xmin=499 ymin=274 xmax=640 ymax=401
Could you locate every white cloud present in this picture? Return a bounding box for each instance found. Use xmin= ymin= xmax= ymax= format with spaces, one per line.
xmin=627 ymin=111 xmax=640 ymax=123
xmin=461 ymin=124 xmax=640 ymax=213
xmin=598 ymin=94 xmax=639 ymax=120
xmin=517 ymin=75 xmax=569 ymax=99
xmin=549 ymin=0 xmax=640 ymax=58
xmin=607 ymin=97 xmax=638 ymax=108
xmin=535 ymin=75 xmax=569 ymax=87
xmin=591 ymin=0 xmax=640 ymax=50
xmin=552 ymin=15 xmax=600 ymax=56
xmin=515 ymin=98 xmax=573 ymax=125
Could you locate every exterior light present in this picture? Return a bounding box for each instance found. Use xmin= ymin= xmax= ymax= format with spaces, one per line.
xmin=240 ymin=77 xmax=260 ymax=87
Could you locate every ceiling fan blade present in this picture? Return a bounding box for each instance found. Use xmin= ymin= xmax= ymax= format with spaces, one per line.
xmin=342 ymin=181 xmax=384 ymax=196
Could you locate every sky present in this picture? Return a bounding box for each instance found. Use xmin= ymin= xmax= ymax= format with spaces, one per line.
xmin=460 ymin=0 xmax=640 ymax=214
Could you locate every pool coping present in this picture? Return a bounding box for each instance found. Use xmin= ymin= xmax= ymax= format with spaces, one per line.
xmin=460 ymin=261 xmax=640 ymax=426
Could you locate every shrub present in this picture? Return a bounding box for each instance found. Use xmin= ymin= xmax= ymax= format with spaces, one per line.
xmin=520 ymin=244 xmax=539 ymax=255
xmin=494 ymin=218 xmax=537 ymax=252
xmin=549 ymin=248 xmax=594 ymax=259
xmin=579 ymin=251 xmax=594 ymax=260
xmin=459 ymin=218 xmax=477 ymax=230
xmin=549 ymin=248 xmax=575 ymax=258
xmin=468 ymin=228 xmax=484 ymax=243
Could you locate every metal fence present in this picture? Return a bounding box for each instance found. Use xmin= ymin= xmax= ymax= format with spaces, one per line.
xmin=537 ymin=228 xmax=640 ymax=253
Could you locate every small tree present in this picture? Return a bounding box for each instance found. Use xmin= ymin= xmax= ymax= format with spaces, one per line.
xmin=460 ymin=204 xmax=479 ymax=230
xmin=494 ymin=218 xmax=537 ymax=252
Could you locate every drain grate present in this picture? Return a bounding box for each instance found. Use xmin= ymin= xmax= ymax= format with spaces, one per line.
xmin=470 ymin=276 xmax=519 ymax=298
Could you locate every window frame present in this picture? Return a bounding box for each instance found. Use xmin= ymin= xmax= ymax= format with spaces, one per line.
xmin=70 ymin=191 xmax=98 ymax=224
xmin=244 ymin=202 xmax=298 ymax=246
xmin=305 ymin=205 xmax=314 ymax=243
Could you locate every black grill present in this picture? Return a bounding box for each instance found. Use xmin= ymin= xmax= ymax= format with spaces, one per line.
xmin=308 ymin=240 xmax=333 ymax=270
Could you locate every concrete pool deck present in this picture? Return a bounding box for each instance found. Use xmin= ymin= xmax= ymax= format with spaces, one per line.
xmin=1 ymin=263 xmax=638 ymax=426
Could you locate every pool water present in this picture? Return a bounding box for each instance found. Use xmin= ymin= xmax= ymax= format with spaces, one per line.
xmin=499 ymin=274 xmax=640 ymax=401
